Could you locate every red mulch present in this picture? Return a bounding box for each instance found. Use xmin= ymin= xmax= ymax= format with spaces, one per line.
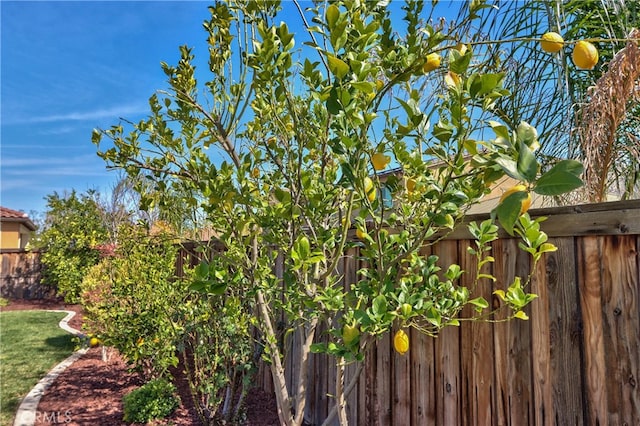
xmin=1 ymin=298 xmax=281 ymax=426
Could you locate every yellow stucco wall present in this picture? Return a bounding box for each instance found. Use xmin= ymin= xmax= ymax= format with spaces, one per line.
xmin=0 ymin=222 xmax=32 ymax=249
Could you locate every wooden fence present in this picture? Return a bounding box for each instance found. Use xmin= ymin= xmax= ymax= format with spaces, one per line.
xmin=0 ymin=249 xmax=51 ymax=299
xmin=229 ymin=200 xmax=639 ymax=425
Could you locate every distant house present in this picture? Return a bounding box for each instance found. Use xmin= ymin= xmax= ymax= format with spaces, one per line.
xmin=376 ymin=166 xmax=546 ymax=215
xmin=0 ymin=207 xmax=36 ymax=250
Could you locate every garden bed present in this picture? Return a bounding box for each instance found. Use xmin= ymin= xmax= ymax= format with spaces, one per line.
xmin=1 ymin=299 xmax=279 ymax=426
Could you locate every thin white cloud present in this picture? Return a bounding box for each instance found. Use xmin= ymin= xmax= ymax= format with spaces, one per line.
xmin=5 ymin=166 xmax=107 ymax=177
xmin=1 ymin=154 xmax=98 ymax=168
xmin=5 ymin=103 xmax=149 ymax=125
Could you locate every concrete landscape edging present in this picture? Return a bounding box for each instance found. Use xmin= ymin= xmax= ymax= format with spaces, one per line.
xmin=13 ymin=310 xmax=88 ymax=426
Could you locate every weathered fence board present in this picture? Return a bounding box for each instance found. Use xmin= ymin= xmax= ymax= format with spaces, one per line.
xmin=0 ymin=249 xmax=50 ymax=299
xmin=174 ymin=200 xmax=640 ymax=425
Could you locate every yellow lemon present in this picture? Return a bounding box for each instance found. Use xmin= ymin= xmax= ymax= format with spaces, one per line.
xmin=356 ymin=227 xmax=367 ymax=240
xmin=572 ymin=40 xmax=598 ymax=70
xmin=363 ymin=177 xmax=376 ymax=202
xmin=540 ymin=32 xmax=564 ymax=53
xmin=342 ymin=323 xmax=360 ymax=345
xmin=422 ymin=53 xmax=441 ymax=73
xmin=89 ymin=337 xmax=100 ymax=347
xmin=393 ymin=330 xmax=409 ymax=355
xmin=372 ymin=152 xmax=390 ymax=171
xmin=445 ymin=71 xmax=461 ymax=88
xmin=405 ymin=178 xmax=416 ymax=194
xmin=500 ymin=184 xmax=532 ymax=215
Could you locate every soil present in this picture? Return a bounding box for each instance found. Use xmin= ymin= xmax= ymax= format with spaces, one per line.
xmin=1 ymin=298 xmax=281 ymax=426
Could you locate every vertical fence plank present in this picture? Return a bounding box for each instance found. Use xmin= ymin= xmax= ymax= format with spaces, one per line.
xmin=544 ymin=237 xmax=585 ymax=425
xmin=578 ymin=236 xmax=608 ymax=424
xmin=530 ymin=249 xmax=552 ymax=426
xmin=600 ymin=235 xmax=640 ymax=424
xmin=433 ymin=240 xmax=461 ymax=425
xmin=410 ymin=327 xmax=436 ymax=425
xmin=410 ymin=245 xmax=437 ymax=426
xmin=375 ymin=333 xmax=392 ymax=425
xmin=459 ymin=238 xmax=495 ymax=426
xmin=493 ymin=238 xmax=534 ymax=425
xmin=363 ymin=338 xmax=376 ymax=426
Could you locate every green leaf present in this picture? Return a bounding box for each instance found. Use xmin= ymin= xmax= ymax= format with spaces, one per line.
xmin=496 ymin=191 xmax=527 ymax=235
xmin=194 ymin=261 xmax=209 ymax=279
xmin=517 ymin=142 xmax=538 ymax=183
xmin=552 ymin=159 xmax=584 ymax=176
xmin=538 ymin=242 xmax=557 ymax=254
xmin=327 ymin=55 xmax=349 ymax=79
xmin=295 ymin=236 xmax=311 ymax=260
xmin=351 ymin=81 xmax=374 ymax=93
xmin=514 ymin=310 xmax=529 ymax=320
xmin=310 ymin=343 xmax=327 ymax=353
xmin=372 ymin=295 xmax=387 ymax=316
xmin=209 ymin=283 xmax=228 ymax=295
xmin=449 ymin=48 xmax=472 ymax=74
xmin=534 ymin=170 xmax=583 ymax=196
xmin=469 ymin=296 xmax=489 ymax=310
xmin=469 ymin=73 xmax=504 ymax=98
xmin=325 ymin=4 xmax=340 ymax=29
xmin=494 ymin=157 xmax=524 ymax=181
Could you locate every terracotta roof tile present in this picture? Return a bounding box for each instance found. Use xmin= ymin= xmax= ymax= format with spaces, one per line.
xmin=0 ymin=206 xmax=36 ymax=230
xmin=0 ymin=206 xmax=30 ymax=219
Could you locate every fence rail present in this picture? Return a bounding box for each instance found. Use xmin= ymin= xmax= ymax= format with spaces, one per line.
xmin=233 ymin=200 xmax=640 ymax=425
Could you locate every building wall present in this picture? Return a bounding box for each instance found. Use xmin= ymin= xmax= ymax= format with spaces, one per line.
xmin=0 ymin=222 xmax=32 ymax=249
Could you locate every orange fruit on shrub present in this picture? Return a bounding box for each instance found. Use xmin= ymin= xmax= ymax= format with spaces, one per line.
xmin=572 ymin=40 xmax=599 ymax=69
xmin=540 ymin=32 xmax=564 ymax=53
xmin=393 ymin=329 xmax=409 ymax=355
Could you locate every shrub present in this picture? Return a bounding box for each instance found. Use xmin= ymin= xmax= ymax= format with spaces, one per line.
xmin=122 ymin=378 xmax=179 ymax=424
xmin=35 ymin=191 xmax=107 ymax=303
xmin=80 ymin=222 xmax=183 ymax=378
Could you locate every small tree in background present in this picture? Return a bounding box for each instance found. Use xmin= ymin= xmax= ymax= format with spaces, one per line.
xmin=94 ymin=1 xmax=584 ymax=424
xmin=34 ymin=190 xmax=108 ymax=303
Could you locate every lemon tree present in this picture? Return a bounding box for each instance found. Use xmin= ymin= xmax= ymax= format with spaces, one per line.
xmin=93 ymin=1 xmax=582 ymax=425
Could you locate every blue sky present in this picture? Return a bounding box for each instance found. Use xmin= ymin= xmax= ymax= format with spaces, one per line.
xmin=1 ymin=1 xmax=214 ymax=215
xmin=1 ymin=1 xmax=459 ymax=218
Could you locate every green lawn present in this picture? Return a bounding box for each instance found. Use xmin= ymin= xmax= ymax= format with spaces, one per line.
xmin=0 ymin=311 xmax=75 ymax=426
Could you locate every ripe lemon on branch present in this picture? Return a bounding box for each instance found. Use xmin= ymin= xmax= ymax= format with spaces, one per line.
xmin=363 ymin=177 xmax=376 ymax=202
xmin=393 ymin=329 xmax=409 ymax=355
xmin=540 ymin=32 xmax=564 ymax=53
xmin=572 ymin=40 xmax=599 ymax=69
xmin=500 ymin=184 xmax=532 ymax=215
xmin=422 ymin=53 xmax=441 ymax=73
xmin=372 ymin=152 xmax=391 ymax=171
